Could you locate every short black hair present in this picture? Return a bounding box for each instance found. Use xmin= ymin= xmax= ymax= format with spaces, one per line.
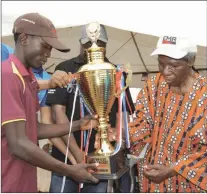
xmin=182 ymin=53 xmax=198 ymax=73
xmin=14 ymin=33 xmax=20 ymax=45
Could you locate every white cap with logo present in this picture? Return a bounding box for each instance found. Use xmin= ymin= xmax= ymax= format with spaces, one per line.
xmin=151 ymin=36 xmax=197 ymax=59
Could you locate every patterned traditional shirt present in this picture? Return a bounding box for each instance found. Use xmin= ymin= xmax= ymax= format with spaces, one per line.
xmin=129 ymin=73 xmax=207 ymax=193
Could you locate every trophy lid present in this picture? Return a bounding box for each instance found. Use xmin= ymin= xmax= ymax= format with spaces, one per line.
xmin=77 ymin=22 xmax=116 ymax=71
xmin=86 ymin=22 xmax=101 ymax=48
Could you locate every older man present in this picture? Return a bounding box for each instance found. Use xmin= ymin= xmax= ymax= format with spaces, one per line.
xmin=129 ymin=36 xmax=207 ymax=192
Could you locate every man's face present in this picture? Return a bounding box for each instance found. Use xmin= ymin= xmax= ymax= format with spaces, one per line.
xmin=23 ymin=35 xmax=52 ymax=69
xmin=158 ymin=55 xmax=191 ymax=86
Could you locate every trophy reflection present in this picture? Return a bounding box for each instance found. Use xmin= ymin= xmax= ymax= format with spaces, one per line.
xmin=76 ymin=22 xmax=128 ymax=179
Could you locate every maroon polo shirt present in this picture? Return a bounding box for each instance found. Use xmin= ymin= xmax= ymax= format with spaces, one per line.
xmin=1 ymin=54 xmax=40 ymax=192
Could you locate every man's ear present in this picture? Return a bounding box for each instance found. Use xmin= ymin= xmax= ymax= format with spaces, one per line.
xmin=19 ymin=33 xmax=29 ymax=46
xmin=189 ymin=56 xmax=196 ymax=67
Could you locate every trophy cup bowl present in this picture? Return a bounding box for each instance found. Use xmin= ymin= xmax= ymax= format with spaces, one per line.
xmin=77 ymin=47 xmax=116 ymax=155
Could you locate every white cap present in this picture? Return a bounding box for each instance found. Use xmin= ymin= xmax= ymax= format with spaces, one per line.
xmin=151 ymin=36 xmax=197 ymax=59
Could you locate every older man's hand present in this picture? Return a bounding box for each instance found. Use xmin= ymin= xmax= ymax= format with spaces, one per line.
xmin=48 ymin=70 xmax=75 ymax=89
xmin=143 ymin=165 xmax=177 ymax=183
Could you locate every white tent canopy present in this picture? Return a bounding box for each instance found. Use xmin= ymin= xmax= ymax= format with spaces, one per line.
xmin=2 ymin=1 xmax=207 ymax=88
xmin=2 ymin=1 xmax=207 ymax=46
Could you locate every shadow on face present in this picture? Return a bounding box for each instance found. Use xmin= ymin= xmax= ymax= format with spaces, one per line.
xmin=18 ymin=33 xmax=52 ymax=69
xmin=158 ymin=55 xmax=192 ymax=86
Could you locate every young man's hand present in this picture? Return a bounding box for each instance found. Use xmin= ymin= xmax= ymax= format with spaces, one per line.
xmin=70 ymin=163 xmax=99 ymax=183
xmin=80 ymin=115 xmax=98 ymax=130
xmin=48 ymin=70 xmax=74 ymax=88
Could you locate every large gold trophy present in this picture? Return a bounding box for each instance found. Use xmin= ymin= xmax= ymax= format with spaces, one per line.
xmin=76 ymin=22 xmax=128 ymax=179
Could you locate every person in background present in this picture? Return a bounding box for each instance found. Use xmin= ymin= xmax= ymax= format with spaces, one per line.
xmin=1 ymin=43 xmax=14 ymax=61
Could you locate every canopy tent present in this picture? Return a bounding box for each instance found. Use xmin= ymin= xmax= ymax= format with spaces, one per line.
xmin=2 ymin=1 xmax=207 ymax=46
xmin=2 ymin=1 xmax=207 ymax=88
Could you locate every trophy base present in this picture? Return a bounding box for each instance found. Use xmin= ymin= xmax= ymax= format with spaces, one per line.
xmin=86 ymin=153 xmax=129 ymax=180
xmin=93 ymin=166 xmax=129 ymax=180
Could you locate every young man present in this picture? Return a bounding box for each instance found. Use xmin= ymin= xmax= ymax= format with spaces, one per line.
xmin=1 ymin=43 xmax=70 ymax=155
xmin=129 ymin=36 xmax=207 ymax=192
xmin=1 ymin=42 xmax=70 ymax=192
xmin=1 ymin=43 xmax=71 ymax=90
xmin=1 ymin=13 xmax=99 ymax=193
xmin=46 ymin=24 xmax=135 ymax=192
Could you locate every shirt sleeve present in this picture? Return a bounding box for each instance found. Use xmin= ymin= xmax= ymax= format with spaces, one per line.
xmin=33 ymin=69 xmax=51 ymax=107
xmin=2 ymin=72 xmax=26 ymax=126
xmin=46 ymin=63 xmax=68 ymax=106
xmin=46 ymin=87 xmax=68 ymax=106
xmin=129 ymin=80 xmax=153 ymax=156
xmin=173 ymin=87 xmax=207 ymax=191
xmin=39 ymin=90 xmax=48 ymax=107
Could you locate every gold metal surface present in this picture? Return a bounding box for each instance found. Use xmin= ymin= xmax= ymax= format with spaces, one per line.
xmin=87 ymin=155 xmax=111 ymax=174
xmin=77 ymin=46 xmax=116 ymax=155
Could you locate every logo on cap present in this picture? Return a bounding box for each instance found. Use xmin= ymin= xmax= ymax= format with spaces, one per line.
xmin=51 ymin=28 xmax=56 ymax=35
xmin=162 ymin=36 xmax=176 ymax=45
xmin=21 ymin=18 xmax=35 ymax=24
